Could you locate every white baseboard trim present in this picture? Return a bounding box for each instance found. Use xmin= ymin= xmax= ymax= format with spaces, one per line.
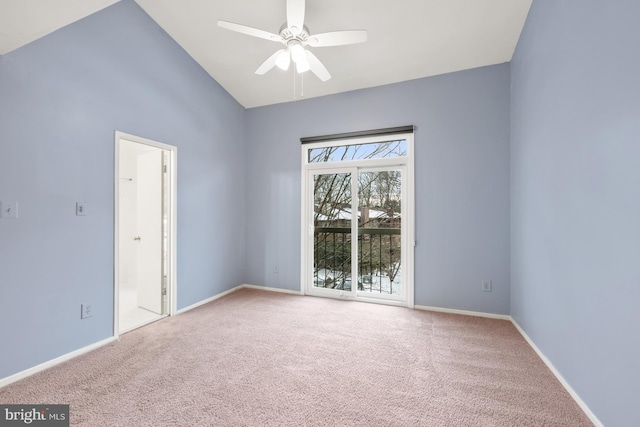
xmin=240 ymin=283 xmax=302 ymax=295
xmin=510 ymin=319 xmax=603 ymax=427
xmin=175 ymin=285 xmax=244 ymax=315
xmin=0 ymin=285 xmax=602 ymax=427
xmin=0 ymin=336 xmax=117 ymax=389
xmin=415 ymin=305 xmax=601 ymax=425
xmin=174 ymin=284 xmax=300 ymax=316
xmin=414 ymin=304 xmax=511 ymax=320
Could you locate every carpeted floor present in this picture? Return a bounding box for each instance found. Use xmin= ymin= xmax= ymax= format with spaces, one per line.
xmin=1 ymin=288 xmax=592 ymax=426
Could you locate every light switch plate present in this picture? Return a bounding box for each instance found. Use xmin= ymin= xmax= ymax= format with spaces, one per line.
xmin=76 ymin=202 xmax=86 ymax=216
xmin=81 ymin=303 xmax=93 ymax=319
xmin=0 ymin=201 xmax=18 ymax=219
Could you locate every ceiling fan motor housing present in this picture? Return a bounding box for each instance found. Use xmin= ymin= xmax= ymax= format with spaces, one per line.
xmin=279 ymin=24 xmax=311 ymax=44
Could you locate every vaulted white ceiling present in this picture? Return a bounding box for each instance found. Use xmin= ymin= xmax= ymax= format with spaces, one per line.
xmin=0 ymin=0 xmax=120 ymax=54
xmin=0 ymin=0 xmax=532 ymax=108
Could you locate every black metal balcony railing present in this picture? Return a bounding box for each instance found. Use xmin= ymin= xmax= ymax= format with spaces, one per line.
xmin=313 ymin=227 xmax=401 ymax=294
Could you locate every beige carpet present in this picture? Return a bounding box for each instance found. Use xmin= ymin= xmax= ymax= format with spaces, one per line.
xmin=1 ymin=288 xmax=592 ymax=426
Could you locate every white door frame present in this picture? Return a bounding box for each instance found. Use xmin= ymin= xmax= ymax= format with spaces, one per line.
xmin=114 ymin=131 xmax=178 ymax=337
xmin=300 ymin=133 xmax=415 ymax=308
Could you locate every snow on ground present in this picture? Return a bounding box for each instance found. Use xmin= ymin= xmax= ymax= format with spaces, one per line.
xmin=314 ymin=268 xmax=401 ymax=295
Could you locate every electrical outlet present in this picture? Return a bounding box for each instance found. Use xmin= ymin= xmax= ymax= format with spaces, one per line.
xmin=482 ymin=280 xmax=492 ymax=292
xmin=81 ymin=304 xmax=93 ymax=319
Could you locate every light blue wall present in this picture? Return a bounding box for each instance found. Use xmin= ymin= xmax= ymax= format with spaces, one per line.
xmin=510 ymin=1 xmax=640 ymax=425
xmin=3 ymin=2 xmax=633 ymax=423
xmin=245 ymin=64 xmax=511 ymax=314
xmin=0 ymin=0 xmax=246 ymax=379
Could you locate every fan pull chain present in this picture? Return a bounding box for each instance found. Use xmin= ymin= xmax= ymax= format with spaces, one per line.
xmin=292 ymin=68 xmax=305 ymax=101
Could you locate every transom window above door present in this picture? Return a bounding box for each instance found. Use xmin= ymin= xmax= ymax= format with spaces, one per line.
xmin=308 ymin=139 xmax=408 ymax=163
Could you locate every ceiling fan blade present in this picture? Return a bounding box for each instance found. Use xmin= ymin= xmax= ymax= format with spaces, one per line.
xmin=286 ymin=0 xmax=305 ymax=35
xmin=217 ymin=20 xmax=283 ymax=42
xmin=305 ymin=50 xmax=331 ymax=82
xmin=307 ymin=30 xmax=368 ymax=47
xmin=255 ymin=49 xmax=286 ymax=75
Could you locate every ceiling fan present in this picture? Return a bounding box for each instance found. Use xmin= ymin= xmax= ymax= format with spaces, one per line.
xmin=217 ymin=0 xmax=367 ymax=82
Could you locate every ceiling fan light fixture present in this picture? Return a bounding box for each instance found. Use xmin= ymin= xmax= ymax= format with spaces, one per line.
xmin=290 ymin=43 xmax=306 ymax=63
xmin=296 ymin=57 xmax=310 ymax=73
xmin=275 ymin=50 xmax=291 ymax=71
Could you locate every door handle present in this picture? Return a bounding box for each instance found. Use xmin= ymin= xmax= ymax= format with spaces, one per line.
xmin=133 ymin=236 xmax=141 ymax=241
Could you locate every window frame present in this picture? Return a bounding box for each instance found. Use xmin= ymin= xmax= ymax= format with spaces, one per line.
xmin=300 ymin=132 xmax=415 ymax=308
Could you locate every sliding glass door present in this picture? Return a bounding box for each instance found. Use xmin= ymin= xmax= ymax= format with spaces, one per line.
xmin=303 ymin=134 xmax=413 ymax=307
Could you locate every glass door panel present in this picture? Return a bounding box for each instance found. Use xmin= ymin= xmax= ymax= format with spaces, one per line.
xmin=304 ymin=133 xmax=413 ymax=307
xmin=313 ymin=172 xmax=353 ymax=292
xmin=357 ymin=170 xmax=403 ymax=298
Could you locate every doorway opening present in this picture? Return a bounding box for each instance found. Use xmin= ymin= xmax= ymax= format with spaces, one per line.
xmin=114 ymin=131 xmax=177 ymax=335
xmin=301 ymin=131 xmax=414 ymax=307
